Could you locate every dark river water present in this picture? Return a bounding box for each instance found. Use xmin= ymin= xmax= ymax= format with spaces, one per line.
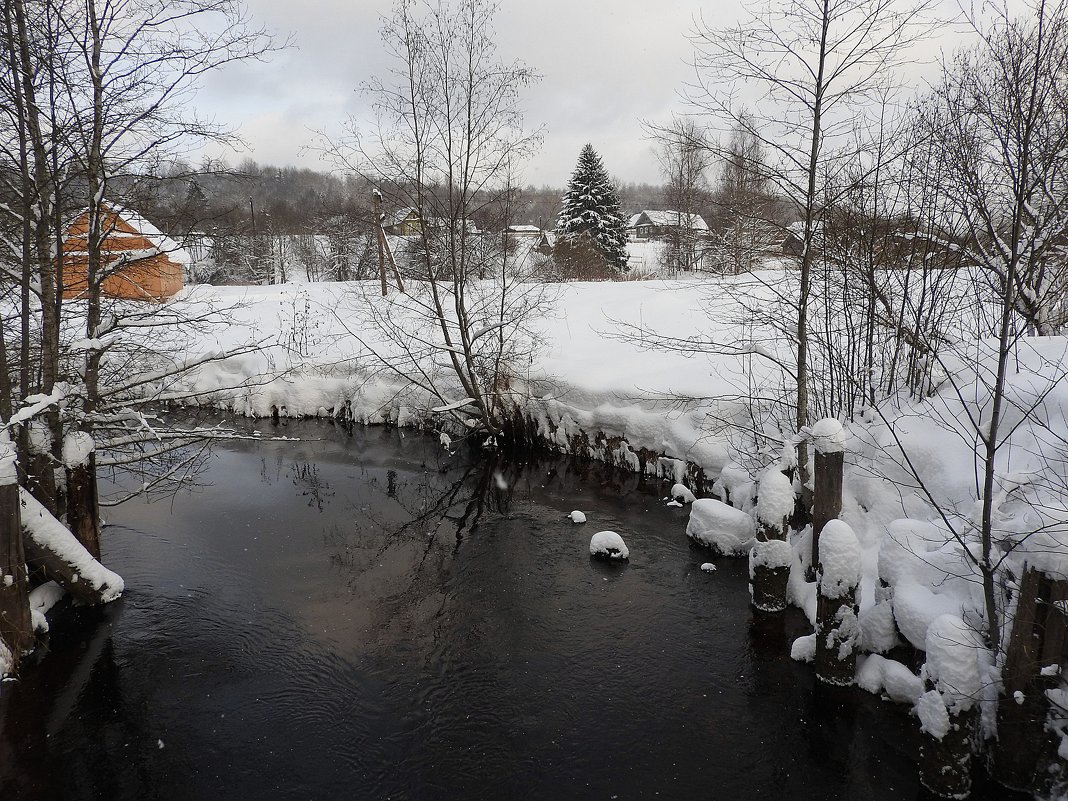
xmin=0 ymin=419 xmax=1023 ymax=800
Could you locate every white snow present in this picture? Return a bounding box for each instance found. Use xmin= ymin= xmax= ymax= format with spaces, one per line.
xmin=686 ymin=498 xmax=755 ymax=556
xmin=923 ymin=614 xmax=984 ymax=715
xmin=62 ymin=431 xmax=95 ymax=468
xmin=916 ymin=689 xmax=952 ymax=740
xmin=810 ymin=418 xmax=846 ymax=454
xmin=817 ymin=520 xmax=860 ymax=599
xmin=20 ymin=489 xmax=124 ymax=602
xmin=670 ymin=483 xmax=696 ymax=504
xmin=29 ymin=580 xmax=66 ymax=633
xmin=856 ymin=654 xmax=924 ymax=704
xmin=749 ymin=538 xmax=792 ymax=577
xmin=700 ymin=562 xmax=717 ymax=572
xmin=791 ymin=633 xmax=817 ymax=663
xmin=568 ymin=510 xmax=587 ymax=523
xmin=756 ymin=467 xmax=794 ymax=528
xmin=589 ymin=530 xmax=629 ymax=560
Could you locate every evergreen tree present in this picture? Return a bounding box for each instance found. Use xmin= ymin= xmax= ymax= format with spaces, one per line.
xmin=554 ymin=144 xmax=628 ymax=276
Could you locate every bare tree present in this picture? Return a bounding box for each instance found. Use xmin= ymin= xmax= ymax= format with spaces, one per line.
xmin=688 ymin=0 xmax=936 ymax=484
xmin=320 ymin=0 xmax=546 ymax=441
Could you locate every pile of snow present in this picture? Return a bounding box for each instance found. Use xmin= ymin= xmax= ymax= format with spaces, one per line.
xmin=20 ymin=489 xmax=124 ymax=602
xmin=62 ymin=431 xmax=95 ymax=469
xmin=686 ymin=498 xmax=755 ymax=556
xmin=810 ymin=418 xmax=846 ymax=454
xmin=700 ymin=562 xmax=717 ymax=573
xmin=589 ymin=530 xmax=629 ymax=561
xmin=29 ymin=581 xmax=66 ymax=633
xmin=856 ymin=654 xmax=923 ymax=704
xmin=568 ymin=510 xmax=587 ymax=523
xmin=756 ymin=467 xmax=794 ymax=529
xmin=670 ymin=483 xmax=696 ymax=504
xmin=791 ymin=633 xmax=816 ymax=663
xmin=817 ymin=520 xmax=860 ymax=598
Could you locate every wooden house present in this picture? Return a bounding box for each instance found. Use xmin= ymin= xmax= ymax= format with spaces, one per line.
xmin=62 ymin=203 xmax=188 ymax=301
xmin=627 ymin=210 xmax=709 ymax=242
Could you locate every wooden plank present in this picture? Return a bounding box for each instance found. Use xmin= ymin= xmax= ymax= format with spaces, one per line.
xmin=0 ymin=482 xmax=32 ymax=659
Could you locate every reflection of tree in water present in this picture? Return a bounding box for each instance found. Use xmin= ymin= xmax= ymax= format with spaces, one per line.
xmin=258 ymin=453 xmax=335 ymax=511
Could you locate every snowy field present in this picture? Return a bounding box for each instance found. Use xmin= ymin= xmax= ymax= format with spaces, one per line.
xmin=132 ymin=273 xmax=1068 ymax=745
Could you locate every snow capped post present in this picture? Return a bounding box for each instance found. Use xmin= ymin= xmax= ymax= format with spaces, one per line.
xmin=916 ymin=615 xmax=983 ymax=799
xmin=814 ymin=519 xmax=860 ymax=685
xmin=0 ymin=440 xmax=32 ymax=666
xmin=64 ymin=431 xmax=101 ymax=560
xmin=749 ymin=466 xmax=794 ymax=612
xmin=808 ymin=418 xmax=844 ymax=580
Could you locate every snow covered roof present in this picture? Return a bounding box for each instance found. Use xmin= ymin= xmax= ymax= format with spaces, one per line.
xmin=382 ymin=207 xmax=420 ymax=228
xmin=69 ymin=201 xmax=192 ymax=266
xmin=627 ymin=210 xmax=709 ymax=231
xmin=507 ymin=224 xmax=541 ymax=233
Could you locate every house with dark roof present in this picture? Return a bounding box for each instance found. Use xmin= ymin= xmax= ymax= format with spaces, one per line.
xmin=626 ymin=210 xmax=709 ymax=242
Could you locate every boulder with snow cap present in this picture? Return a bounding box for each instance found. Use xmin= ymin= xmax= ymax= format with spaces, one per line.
xmin=686 ymin=498 xmax=755 ymax=556
xmin=589 ymin=531 xmax=629 ymax=561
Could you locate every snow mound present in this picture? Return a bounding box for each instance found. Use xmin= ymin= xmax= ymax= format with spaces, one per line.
xmin=892 ymin=582 xmax=963 ymax=651
xmin=916 ymin=689 xmax=951 ymax=740
xmin=856 ymin=654 xmax=923 ymax=704
xmin=818 ymin=520 xmax=860 ymax=598
xmin=923 ymin=614 xmax=984 ymax=714
xmin=749 ymin=538 xmax=792 ymax=578
xmin=568 ymin=510 xmax=587 ymax=523
xmin=700 ymin=562 xmax=717 ymax=573
xmin=670 ymin=483 xmax=696 ymax=504
xmin=62 ymin=431 xmax=95 ymax=469
xmin=686 ymin=498 xmax=755 ymax=556
xmin=756 ymin=467 xmax=794 ymax=528
xmin=791 ymin=633 xmax=816 ymax=662
xmin=810 ymin=418 xmax=846 ymax=454
xmin=589 ymin=530 xmax=629 ymax=561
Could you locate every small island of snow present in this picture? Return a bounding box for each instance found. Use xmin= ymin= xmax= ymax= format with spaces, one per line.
xmin=569 ymin=510 xmax=587 ymax=523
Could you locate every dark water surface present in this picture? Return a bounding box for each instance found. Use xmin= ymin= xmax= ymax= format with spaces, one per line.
xmin=0 ymin=420 xmax=1020 ymax=800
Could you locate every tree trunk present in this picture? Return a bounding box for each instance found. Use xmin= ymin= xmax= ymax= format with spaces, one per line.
xmin=0 ymin=481 xmax=32 ymax=661
xmin=809 ymin=448 xmax=843 ymax=580
xmin=66 ymin=455 xmax=101 ymax=561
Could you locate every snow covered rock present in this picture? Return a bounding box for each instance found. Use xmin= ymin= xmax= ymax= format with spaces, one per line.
xmin=686 ymin=498 xmax=755 ymax=556
xmin=856 ymin=654 xmax=923 ymax=704
xmin=670 ymin=483 xmax=696 ymax=504
xmin=922 ymin=614 xmax=983 ymax=715
xmin=891 ymin=582 xmax=963 ymax=652
xmin=589 ymin=530 xmax=629 ymax=561
xmin=791 ymin=633 xmax=816 ymax=663
xmin=700 ymin=562 xmax=717 ymax=573
xmin=568 ymin=510 xmax=587 ymax=523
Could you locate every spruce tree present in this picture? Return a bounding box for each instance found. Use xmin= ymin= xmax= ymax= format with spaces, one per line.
xmin=554 ymin=144 xmax=629 ymax=276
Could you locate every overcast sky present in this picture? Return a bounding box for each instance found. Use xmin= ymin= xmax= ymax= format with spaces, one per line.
xmin=192 ymin=0 xmax=977 ymax=187
xmin=191 ymin=0 xmax=748 ymax=186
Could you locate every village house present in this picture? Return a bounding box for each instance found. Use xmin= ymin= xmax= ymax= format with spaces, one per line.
xmin=61 ymin=203 xmax=188 ymax=301
xmin=626 ymin=210 xmax=709 ymax=242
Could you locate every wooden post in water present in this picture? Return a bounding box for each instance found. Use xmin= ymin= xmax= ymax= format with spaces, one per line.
xmin=0 ymin=444 xmax=32 ymax=663
xmin=64 ymin=433 xmax=100 ymax=561
xmin=814 ymin=519 xmax=860 ymax=686
xmin=916 ymin=615 xmax=982 ymax=799
xmin=808 ymin=419 xmax=844 ymax=581
xmin=992 ymin=566 xmax=1068 ymax=794
xmin=750 ymin=466 xmax=794 ymax=613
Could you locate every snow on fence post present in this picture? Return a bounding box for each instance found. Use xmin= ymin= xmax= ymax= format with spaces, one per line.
xmin=916 ymin=615 xmax=983 ymax=799
xmin=64 ymin=432 xmax=100 ymax=561
xmin=750 ymin=467 xmax=794 ymax=613
xmin=992 ymin=566 xmax=1068 ymax=794
xmin=808 ymin=419 xmax=844 ymax=581
xmin=0 ymin=442 xmax=32 ymax=664
xmin=814 ymin=519 xmax=860 ymax=686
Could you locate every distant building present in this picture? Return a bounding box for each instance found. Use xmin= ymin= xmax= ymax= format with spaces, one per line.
xmin=626 ymin=210 xmax=709 ymax=242
xmin=61 ymin=203 xmax=188 ymax=301
xmin=382 ymin=207 xmax=423 ymax=236
xmin=505 ymin=224 xmax=541 ymax=239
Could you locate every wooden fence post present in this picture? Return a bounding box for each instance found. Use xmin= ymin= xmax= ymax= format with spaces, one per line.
xmin=992 ymin=566 xmax=1068 ymax=794
xmin=750 ymin=466 xmax=794 ymax=613
xmin=0 ymin=446 xmax=32 ymax=664
xmin=814 ymin=519 xmax=860 ymax=685
xmin=808 ymin=419 xmax=844 ymax=581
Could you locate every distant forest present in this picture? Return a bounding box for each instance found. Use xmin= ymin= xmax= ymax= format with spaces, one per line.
xmin=121 ymin=158 xmax=671 ymax=240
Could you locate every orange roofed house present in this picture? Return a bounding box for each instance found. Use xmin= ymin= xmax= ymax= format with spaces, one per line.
xmin=62 ymin=203 xmax=188 ymax=301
